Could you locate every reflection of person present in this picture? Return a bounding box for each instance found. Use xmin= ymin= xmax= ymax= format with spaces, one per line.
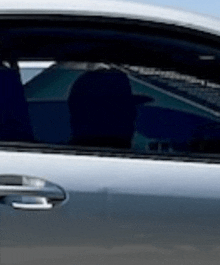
xmin=68 ymin=68 xmax=137 ymax=149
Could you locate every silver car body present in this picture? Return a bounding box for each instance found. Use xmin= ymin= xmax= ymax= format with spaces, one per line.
xmin=1 ymin=1 xmax=220 ymax=264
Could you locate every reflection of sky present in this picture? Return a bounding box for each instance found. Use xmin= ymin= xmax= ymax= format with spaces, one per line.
xmin=19 ymin=62 xmax=55 ymax=84
xmin=137 ymin=0 xmax=220 ymax=18
xmin=20 ymin=69 xmax=45 ymax=84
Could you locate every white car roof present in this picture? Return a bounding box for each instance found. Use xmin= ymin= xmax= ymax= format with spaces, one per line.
xmin=0 ymin=0 xmax=220 ymax=37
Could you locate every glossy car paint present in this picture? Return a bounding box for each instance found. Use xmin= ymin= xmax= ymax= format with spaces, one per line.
xmin=1 ymin=150 xmax=220 ymax=264
xmin=1 ymin=1 xmax=220 ymax=264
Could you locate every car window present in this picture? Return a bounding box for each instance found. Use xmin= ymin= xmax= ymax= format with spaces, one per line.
xmin=5 ymin=60 xmax=216 ymax=156
xmin=1 ymin=23 xmax=220 ymax=157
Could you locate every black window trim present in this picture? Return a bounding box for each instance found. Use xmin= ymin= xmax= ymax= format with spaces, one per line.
xmin=0 ymin=141 xmax=220 ymax=164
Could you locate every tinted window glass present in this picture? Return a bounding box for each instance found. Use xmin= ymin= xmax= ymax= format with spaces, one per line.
xmin=1 ymin=23 xmax=220 ymax=156
xmin=16 ymin=61 xmax=220 ymax=155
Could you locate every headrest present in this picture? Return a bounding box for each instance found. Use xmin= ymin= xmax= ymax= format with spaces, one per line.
xmin=68 ymin=69 xmax=136 ymax=148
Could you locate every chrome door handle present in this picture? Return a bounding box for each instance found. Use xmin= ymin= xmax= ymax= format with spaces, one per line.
xmin=12 ymin=197 xmax=53 ymax=210
xmin=0 ymin=175 xmax=66 ymax=210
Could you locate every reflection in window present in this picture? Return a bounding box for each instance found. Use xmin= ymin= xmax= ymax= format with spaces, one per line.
xmin=19 ymin=61 xmax=55 ymax=84
xmin=2 ymin=61 xmax=220 ymax=155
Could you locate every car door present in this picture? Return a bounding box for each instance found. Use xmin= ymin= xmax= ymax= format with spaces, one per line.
xmin=1 ymin=149 xmax=220 ymax=265
xmin=1 ymin=13 xmax=220 ymax=265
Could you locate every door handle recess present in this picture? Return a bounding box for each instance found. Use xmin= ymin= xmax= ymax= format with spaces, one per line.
xmin=0 ymin=175 xmax=66 ymax=210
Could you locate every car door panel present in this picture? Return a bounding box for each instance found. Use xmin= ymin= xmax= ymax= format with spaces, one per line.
xmin=1 ymin=150 xmax=220 ymax=264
